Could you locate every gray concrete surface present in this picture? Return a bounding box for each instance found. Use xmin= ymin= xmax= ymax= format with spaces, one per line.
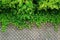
xmin=0 ymin=23 xmax=60 ymax=40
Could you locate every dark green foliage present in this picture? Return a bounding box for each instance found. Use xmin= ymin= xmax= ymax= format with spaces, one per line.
xmin=0 ymin=0 xmax=60 ymax=32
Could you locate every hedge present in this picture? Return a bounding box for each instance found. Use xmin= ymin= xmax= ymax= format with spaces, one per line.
xmin=38 ymin=0 xmax=60 ymax=10
xmin=0 ymin=0 xmax=60 ymax=32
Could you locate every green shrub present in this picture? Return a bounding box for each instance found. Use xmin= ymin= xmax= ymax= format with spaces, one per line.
xmin=0 ymin=0 xmax=60 ymax=32
xmin=38 ymin=0 xmax=60 ymax=10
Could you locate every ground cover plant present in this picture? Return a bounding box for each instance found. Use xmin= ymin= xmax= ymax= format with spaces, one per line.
xmin=0 ymin=0 xmax=60 ymax=32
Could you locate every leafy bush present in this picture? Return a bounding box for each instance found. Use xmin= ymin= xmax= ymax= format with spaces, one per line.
xmin=38 ymin=0 xmax=60 ymax=10
xmin=0 ymin=0 xmax=60 ymax=32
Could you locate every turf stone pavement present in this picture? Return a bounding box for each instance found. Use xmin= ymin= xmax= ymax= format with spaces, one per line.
xmin=0 ymin=23 xmax=60 ymax=40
